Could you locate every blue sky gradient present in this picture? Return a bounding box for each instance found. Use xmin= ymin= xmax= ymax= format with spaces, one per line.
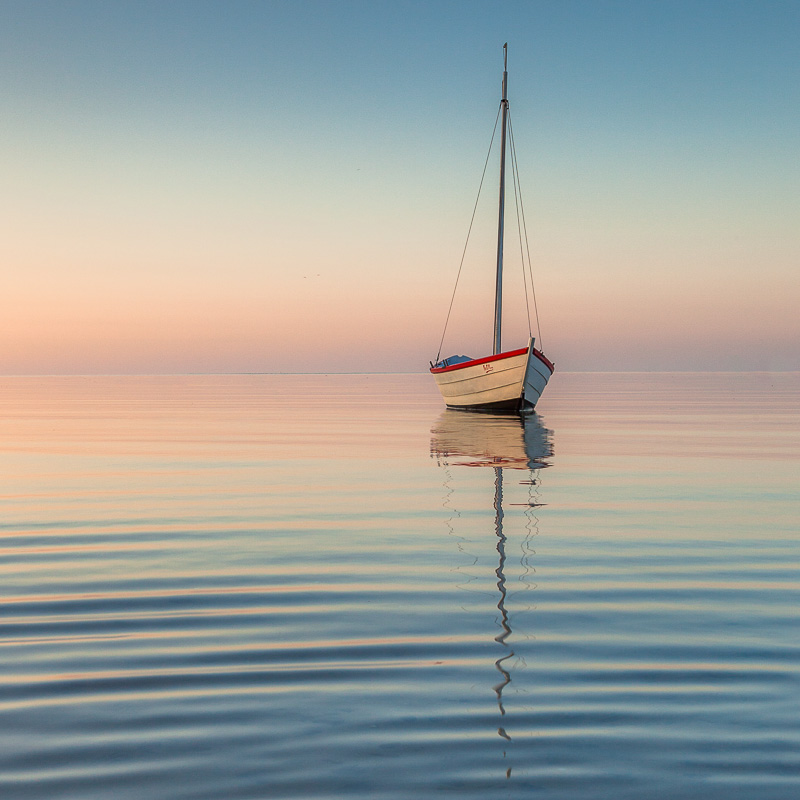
xmin=2 ymin=1 xmax=798 ymax=372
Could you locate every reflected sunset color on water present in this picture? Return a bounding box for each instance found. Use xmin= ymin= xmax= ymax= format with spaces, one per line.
xmin=1 ymin=372 xmax=798 ymax=799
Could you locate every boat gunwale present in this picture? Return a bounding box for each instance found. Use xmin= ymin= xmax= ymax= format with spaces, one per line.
xmin=431 ymin=346 xmax=553 ymax=375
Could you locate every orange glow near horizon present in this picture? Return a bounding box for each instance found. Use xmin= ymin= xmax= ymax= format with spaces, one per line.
xmin=3 ymin=253 xmax=797 ymax=373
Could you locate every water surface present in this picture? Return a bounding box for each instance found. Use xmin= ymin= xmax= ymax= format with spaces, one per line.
xmin=1 ymin=372 xmax=798 ymax=799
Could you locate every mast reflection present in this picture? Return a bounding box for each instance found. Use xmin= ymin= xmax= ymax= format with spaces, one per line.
xmin=493 ymin=465 xmax=512 ymax=722
xmin=431 ymin=410 xmax=553 ymax=745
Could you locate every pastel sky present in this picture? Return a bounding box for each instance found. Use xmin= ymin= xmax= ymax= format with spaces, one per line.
xmin=2 ymin=0 xmax=798 ymax=373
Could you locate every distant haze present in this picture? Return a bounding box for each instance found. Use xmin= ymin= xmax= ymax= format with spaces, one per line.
xmin=3 ymin=1 xmax=798 ymax=373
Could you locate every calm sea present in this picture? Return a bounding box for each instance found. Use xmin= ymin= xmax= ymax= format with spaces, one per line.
xmin=1 ymin=372 xmax=798 ymax=799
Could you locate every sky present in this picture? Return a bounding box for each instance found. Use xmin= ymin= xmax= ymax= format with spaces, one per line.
xmin=2 ymin=0 xmax=798 ymax=373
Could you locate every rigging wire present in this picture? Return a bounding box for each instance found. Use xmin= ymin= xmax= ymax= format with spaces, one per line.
xmin=508 ymin=112 xmax=543 ymax=350
xmin=509 ymin=116 xmax=533 ymax=340
xmin=435 ymin=105 xmax=502 ymax=364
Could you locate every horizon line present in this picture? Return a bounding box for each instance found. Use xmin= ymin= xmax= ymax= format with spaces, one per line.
xmin=1 ymin=369 xmax=798 ymax=378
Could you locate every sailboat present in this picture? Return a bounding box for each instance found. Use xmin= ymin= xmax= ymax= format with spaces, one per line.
xmin=431 ymin=45 xmax=554 ymax=411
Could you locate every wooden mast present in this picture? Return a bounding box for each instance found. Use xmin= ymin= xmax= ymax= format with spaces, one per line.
xmin=492 ymin=43 xmax=509 ymax=356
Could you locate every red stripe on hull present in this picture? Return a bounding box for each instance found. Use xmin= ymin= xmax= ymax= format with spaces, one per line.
xmin=430 ymin=347 xmax=528 ymax=374
xmin=431 ymin=346 xmax=554 ymax=375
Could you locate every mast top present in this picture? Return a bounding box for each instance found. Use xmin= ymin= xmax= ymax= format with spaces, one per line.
xmin=502 ymin=43 xmax=508 ymax=102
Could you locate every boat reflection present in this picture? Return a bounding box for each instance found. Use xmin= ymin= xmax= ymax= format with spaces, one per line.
xmin=431 ymin=410 xmax=553 ymax=756
xmin=430 ymin=408 xmax=551 ymax=471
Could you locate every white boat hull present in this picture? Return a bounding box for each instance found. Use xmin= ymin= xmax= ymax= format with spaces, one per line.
xmin=431 ymin=339 xmax=553 ymax=411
